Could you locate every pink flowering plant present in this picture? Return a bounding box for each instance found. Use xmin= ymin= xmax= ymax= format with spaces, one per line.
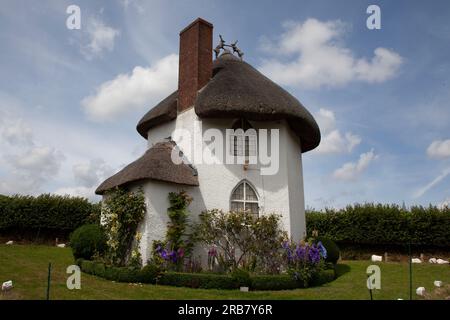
xmin=283 ymin=239 xmax=328 ymax=287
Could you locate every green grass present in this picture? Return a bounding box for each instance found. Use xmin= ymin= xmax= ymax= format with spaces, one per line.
xmin=0 ymin=244 xmax=448 ymax=300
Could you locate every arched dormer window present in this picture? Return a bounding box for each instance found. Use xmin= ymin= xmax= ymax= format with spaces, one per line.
xmin=230 ymin=119 xmax=257 ymax=157
xmin=230 ymin=180 xmax=259 ymax=216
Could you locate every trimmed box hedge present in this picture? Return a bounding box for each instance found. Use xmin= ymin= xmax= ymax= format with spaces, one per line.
xmin=251 ymin=275 xmax=298 ymax=290
xmin=77 ymin=259 xmax=336 ymax=290
xmin=306 ymin=204 xmax=450 ymax=248
xmin=158 ymin=272 xmax=238 ymax=289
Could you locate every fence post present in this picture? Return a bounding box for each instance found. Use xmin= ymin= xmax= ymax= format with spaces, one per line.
xmin=46 ymin=262 xmax=52 ymax=300
xmin=367 ymin=274 xmax=373 ymax=300
xmin=408 ymin=243 xmax=412 ymax=300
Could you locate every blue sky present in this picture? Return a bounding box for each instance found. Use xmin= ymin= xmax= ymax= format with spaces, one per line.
xmin=0 ymin=0 xmax=449 ymax=209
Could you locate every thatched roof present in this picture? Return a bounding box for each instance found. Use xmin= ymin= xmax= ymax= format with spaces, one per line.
xmin=136 ymin=52 xmax=320 ymax=152
xmin=196 ymin=52 xmax=320 ymax=152
xmin=136 ymin=91 xmax=178 ymax=138
xmin=95 ymin=141 xmax=198 ymax=195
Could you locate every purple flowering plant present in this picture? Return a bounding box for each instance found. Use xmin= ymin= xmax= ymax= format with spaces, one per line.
xmin=283 ymin=239 xmax=327 ymax=287
xmin=153 ymin=241 xmax=187 ymax=271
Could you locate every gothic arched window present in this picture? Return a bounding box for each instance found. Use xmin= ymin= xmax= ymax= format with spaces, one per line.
xmin=230 ymin=180 xmax=259 ymax=216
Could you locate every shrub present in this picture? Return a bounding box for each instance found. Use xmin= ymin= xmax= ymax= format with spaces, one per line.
xmin=311 ymin=269 xmax=336 ymax=286
xmin=0 ymin=194 xmax=99 ymax=239
xmin=92 ymin=261 xmax=106 ymax=276
xmin=151 ymin=191 xmax=194 ymax=272
xmin=313 ymin=238 xmax=340 ymax=264
xmin=139 ymin=263 xmax=162 ymax=284
xmin=80 ymin=260 xmax=94 ymax=274
xmin=78 ymin=260 xmax=336 ymax=290
xmin=158 ymin=272 xmax=238 ymax=289
xmin=306 ymin=204 xmax=450 ymax=248
xmin=230 ymin=269 xmax=251 ymax=287
xmin=192 ymin=209 xmax=287 ymax=273
xmin=79 ymin=259 xmax=141 ymax=283
xmin=251 ymin=275 xmax=299 ymax=290
xmin=70 ymin=224 xmax=107 ymax=260
xmin=282 ymin=240 xmax=327 ymax=287
xmin=102 ymin=188 xmax=146 ymax=267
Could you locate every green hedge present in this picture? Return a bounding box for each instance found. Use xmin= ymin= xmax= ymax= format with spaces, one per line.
xmin=78 ymin=259 xmax=336 ymax=290
xmin=311 ymin=269 xmax=335 ymax=286
xmin=159 ymin=272 xmax=238 ymax=289
xmin=0 ymin=194 xmax=100 ymax=238
xmin=251 ymin=275 xmax=298 ymax=290
xmin=306 ymin=204 xmax=450 ymax=248
xmin=79 ymin=260 xmax=147 ymax=283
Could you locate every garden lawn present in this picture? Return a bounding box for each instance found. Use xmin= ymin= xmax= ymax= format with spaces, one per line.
xmin=0 ymin=244 xmax=448 ymax=300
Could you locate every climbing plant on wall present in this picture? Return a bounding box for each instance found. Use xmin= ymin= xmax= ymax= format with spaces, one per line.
xmin=102 ymin=187 xmax=146 ymax=267
xmin=152 ymin=190 xmax=194 ymax=271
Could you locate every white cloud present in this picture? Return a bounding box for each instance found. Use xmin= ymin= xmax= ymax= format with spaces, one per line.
xmin=427 ymin=139 xmax=450 ymax=159
xmin=317 ymin=130 xmax=361 ymax=154
xmin=119 ymin=0 xmax=144 ymax=13
xmin=258 ymin=19 xmax=403 ymax=89
xmin=0 ymin=106 xmax=65 ymax=195
xmin=54 ymin=159 xmax=118 ymax=201
xmin=53 ymin=186 xmax=99 ymax=202
xmin=414 ymin=168 xmax=450 ymax=198
xmin=1 ymin=118 xmax=33 ymax=146
xmin=6 ymin=146 xmax=63 ymax=175
xmin=82 ymin=54 xmax=178 ymax=121
xmin=333 ymin=149 xmax=378 ymax=180
xmin=315 ymin=108 xmax=336 ymax=133
xmin=1 ymin=146 xmax=65 ymax=194
xmin=313 ymin=108 xmax=361 ymax=154
xmin=73 ymin=159 xmax=114 ymax=188
xmin=81 ymin=18 xmax=120 ymax=60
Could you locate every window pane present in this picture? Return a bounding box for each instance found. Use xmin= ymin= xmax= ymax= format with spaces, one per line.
xmin=247 ymin=135 xmax=257 ymax=156
xmin=231 ymin=183 xmax=244 ymax=200
xmin=245 ymin=136 xmax=249 ymax=157
xmin=245 ymin=202 xmax=259 ymax=215
xmin=245 ymin=183 xmax=258 ymax=201
xmin=231 ymin=201 xmax=244 ymax=212
xmin=231 ymin=135 xmax=244 ymax=156
xmin=237 ymin=135 xmax=243 ymax=156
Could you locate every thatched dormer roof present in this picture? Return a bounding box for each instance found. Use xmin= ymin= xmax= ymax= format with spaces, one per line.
xmin=136 ymin=52 xmax=320 ymax=152
xmin=95 ymin=141 xmax=198 ymax=195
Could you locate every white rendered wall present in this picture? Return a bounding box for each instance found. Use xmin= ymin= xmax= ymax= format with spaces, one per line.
xmin=139 ymin=107 xmax=307 ymax=263
xmin=128 ymin=181 xmax=201 ymax=264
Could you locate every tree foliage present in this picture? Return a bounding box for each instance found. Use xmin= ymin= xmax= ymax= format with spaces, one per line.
xmin=102 ymin=188 xmax=146 ymax=267
xmin=306 ymin=203 xmax=450 ymax=247
xmin=0 ymin=194 xmax=99 ymax=238
xmin=192 ymin=209 xmax=287 ymax=273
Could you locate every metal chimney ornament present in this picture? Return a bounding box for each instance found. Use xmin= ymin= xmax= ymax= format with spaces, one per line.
xmin=214 ymin=35 xmax=244 ymax=60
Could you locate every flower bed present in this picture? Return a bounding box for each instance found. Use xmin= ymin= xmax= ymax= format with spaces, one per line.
xmin=76 ymin=259 xmax=336 ymax=291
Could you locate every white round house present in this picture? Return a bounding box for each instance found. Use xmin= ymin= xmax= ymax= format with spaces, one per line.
xmin=96 ymin=18 xmax=321 ymax=264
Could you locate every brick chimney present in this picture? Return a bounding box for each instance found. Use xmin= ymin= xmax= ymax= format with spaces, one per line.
xmin=178 ymin=18 xmax=213 ymax=113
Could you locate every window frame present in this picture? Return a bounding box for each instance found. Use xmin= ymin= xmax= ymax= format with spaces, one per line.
xmin=229 ymin=119 xmax=257 ymax=158
xmin=230 ymin=180 xmax=260 ymax=216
